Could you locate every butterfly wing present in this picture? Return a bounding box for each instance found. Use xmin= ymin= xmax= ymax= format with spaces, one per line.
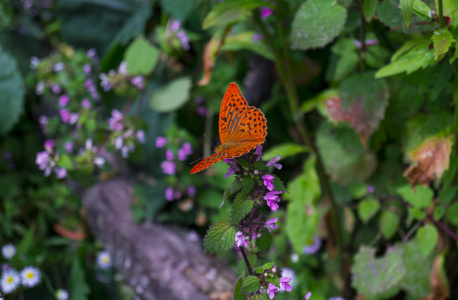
xmin=190 ymin=149 xmax=230 ymax=174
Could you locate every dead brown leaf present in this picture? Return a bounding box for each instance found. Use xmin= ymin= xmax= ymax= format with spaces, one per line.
xmin=421 ymin=253 xmax=450 ymax=300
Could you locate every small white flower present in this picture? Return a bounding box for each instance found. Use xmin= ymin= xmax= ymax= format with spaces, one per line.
xmin=290 ymin=253 xmax=299 ymax=263
xmin=36 ymin=81 xmax=45 ymax=95
xmin=30 ymin=56 xmax=40 ymax=69
xmin=2 ymin=244 xmax=16 ymax=260
xmin=20 ymin=266 xmax=41 ymax=287
xmin=55 ymin=289 xmax=69 ymax=300
xmin=93 ymin=157 xmax=105 ymax=167
xmin=118 ymin=61 xmax=128 ymax=75
xmin=1 ymin=268 xmax=20 ymax=294
xmin=114 ymin=136 xmax=123 ymax=149
xmin=136 ymin=130 xmax=146 ymax=143
xmin=97 ymin=251 xmax=112 ymax=269
xmin=54 ymin=62 xmax=65 ymax=72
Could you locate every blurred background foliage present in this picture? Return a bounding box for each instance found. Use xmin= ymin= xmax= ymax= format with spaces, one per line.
xmin=0 ymin=0 xmax=457 ymax=299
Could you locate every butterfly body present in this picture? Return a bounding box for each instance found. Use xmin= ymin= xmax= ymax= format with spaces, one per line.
xmin=190 ymin=83 xmax=267 ymax=174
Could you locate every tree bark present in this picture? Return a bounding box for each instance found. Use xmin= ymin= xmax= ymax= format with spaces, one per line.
xmin=82 ymin=178 xmax=237 ymax=300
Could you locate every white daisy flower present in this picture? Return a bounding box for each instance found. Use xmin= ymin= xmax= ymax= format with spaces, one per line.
xmin=1 ymin=268 xmax=20 ymax=294
xmin=1 ymin=244 xmax=16 ymax=260
xmin=55 ymin=289 xmax=69 ymax=300
xmin=20 ymin=266 xmax=41 ymax=287
xmin=96 ymin=251 xmax=112 ymax=269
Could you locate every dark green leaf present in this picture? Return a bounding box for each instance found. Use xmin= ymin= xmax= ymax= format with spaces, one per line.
xmin=124 ymin=36 xmax=160 ymax=75
xmin=221 ymin=31 xmax=274 ymax=60
xmin=334 ymin=51 xmax=359 ymax=81
xmin=396 ymin=184 xmax=433 ymax=209
xmin=290 ymin=0 xmax=347 ymax=50
xmin=233 ymin=277 xmax=245 ymax=300
xmin=204 ymin=221 xmax=236 ymax=254
xmin=0 ymin=46 xmax=24 ymax=135
xmin=241 ymin=275 xmax=261 ymax=293
xmin=230 ymin=178 xmax=243 ymax=196
xmin=434 ymin=205 xmax=445 ymax=221
xmin=446 ymin=202 xmax=458 ymax=225
xmin=231 ymin=193 xmax=254 ymax=225
xmin=262 ymin=143 xmax=310 ymax=161
xmin=358 ymin=197 xmax=380 ymax=223
xmin=160 ymin=0 xmax=194 ymax=22
xmin=198 ymin=189 xmax=224 ymax=209
xmin=150 ymin=77 xmax=192 ymax=112
xmin=379 ymin=210 xmax=400 ymax=239
xmin=256 ymin=229 xmax=271 ymax=252
xmin=363 ymin=0 xmax=379 ymax=22
xmin=416 ymin=224 xmax=438 ymax=257
xmin=400 ymin=239 xmax=433 ymax=297
xmin=69 ymin=257 xmax=91 ymax=300
xmin=241 ymin=176 xmax=256 ymax=197
xmin=400 ymin=0 xmax=414 ymax=26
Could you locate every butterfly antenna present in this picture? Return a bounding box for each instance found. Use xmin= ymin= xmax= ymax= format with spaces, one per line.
xmin=189 ymin=157 xmax=204 ymax=166
xmin=203 ymin=133 xmax=216 ymax=149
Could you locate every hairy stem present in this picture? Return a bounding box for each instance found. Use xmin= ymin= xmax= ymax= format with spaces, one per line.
xmin=240 ymin=246 xmax=253 ymax=275
xmin=438 ymin=0 xmax=445 ymax=27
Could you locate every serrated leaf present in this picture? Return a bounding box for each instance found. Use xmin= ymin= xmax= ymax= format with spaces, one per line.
xmin=446 ymin=202 xmax=458 ymax=225
xmin=231 ymin=193 xmax=254 ymax=225
xmin=150 ymin=77 xmax=192 ymax=112
xmin=250 ymin=294 xmax=269 ymax=300
xmin=231 ymin=178 xmax=243 ymax=196
xmin=222 ymin=189 xmax=231 ymax=208
xmin=363 ymin=0 xmax=379 ymax=22
xmin=290 ymin=0 xmax=347 ymax=50
xmin=256 ymin=229 xmax=271 ymax=252
xmin=241 ymin=275 xmax=261 ymax=293
xmin=124 ymin=36 xmax=160 ymax=75
xmin=204 ymin=221 xmax=236 ymax=254
xmin=416 ymin=224 xmax=438 ymax=257
xmin=358 ymin=197 xmax=380 ymax=223
xmin=431 ymin=28 xmax=455 ymax=60
xmin=233 ymin=277 xmax=245 ymax=300
xmin=241 ymin=176 xmax=255 ymax=197
xmin=255 ymin=262 xmax=275 ymax=274
xmin=400 ymin=239 xmax=433 ymax=297
xmin=265 ymin=276 xmax=280 ymax=287
xmin=262 ymin=143 xmax=310 ymax=161
xmin=69 ymin=257 xmax=91 ymax=300
xmin=272 ymin=176 xmax=287 ymax=193
xmin=379 ymin=210 xmax=400 ymax=239
xmin=396 ymin=184 xmax=433 ymax=209
xmin=202 ymin=0 xmax=271 ymax=29
xmin=0 ymin=46 xmax=24 ymax=135
xmin=334 ymin=51 xmax=359 ymax=81
xmin=400 ymin=0 xmax=414 ymax=26
xmin=351 ymin=245 xmax=405 ymax=297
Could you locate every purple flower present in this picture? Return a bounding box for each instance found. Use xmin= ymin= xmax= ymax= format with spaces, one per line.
xmin=303 ymin=237 xmax=321 ymax=254
xmin=266 ymin=155 xmax=282 ymax=169
xmin=279 ymin=277 xmax=292 ymax=292
xmin=30 ymin=56 xmax=40 ymax=69
xmin=69 ymin=113 xmax=79 ymax=125
xmin=187 ymin=185 xmax=196 ymax=197
xmin=87 ymin=48 xmax=96 ymax=58
xmin=156 ymin=136 xmax=167 ymax=148
xmin=99 ymin=74 xmax=112 ymax=91
xmin=108 ymin=109 xmax=124 ymax=131
xmin=165 ymin=187 xmax=174 ymax=201
xmin=177 ymin=30 xmax=190 ymax=50
xmin=224 ymin=159 xmax=240 ymax=178
xmin=93 ymin=157 xmax=105 ymax=167
xmin=131 ymin=76 xmax=144 ymax=89
xmin=85 ymin=138 xmax=94 ymax=150
xmin=59 ymin=95 xmax=69 ymax=107
xmin=83 ymin=63 xmax=91 ymax=75
xmin=329 ymin=297 xmax=346 ymax=300
xmin=64 ymin=141 xmax=74 ymax=153
xmin=174 ymin=190 xmax=182 ymax=199
xmin=166 ymin=149 xmax=174 ymax=161
xmin=304 ymin=291 xmax=312 ymax=300
xmin=197 ymin=106 xmax=207 ymax=117
xmin=81 ymin=99 xmax=91 ymax=109
xmin=260 ymin=7 xmax=273 ymax=19
xmin=51 ymin=84 xmax=61 ymax=94
xmin=114 ymin=137 xmax=123 ymax=149
xmin=55 ymin=167 xmax=67 ymax=179
xmin=256 ymin=145 xmax=263 ymax=160
xmin=262 ymin=174 xmax=275 ymax=191
xmin=36 ymin=81 xmax=44 ymax=95
xmin=195 ymin=96 xmax=203 ymax=104
xmin=354 ymin=39 xmax=378 ymax=49
xmin=44 ymin=140 xmax=55 ymax=150
xmin=59 ymin=109 xmax=71 ymax=123
xmin=118 ymin=61 xmax=128 ymax=75
xmin=182 ymin=142 xmax=192 ymax=155
xmin=170 ymin=20 xmax=181 ymax=32
xmin=121 ymin=144 xmax=135 ymax=158
xmin=136 ymin=130 xmax=146 ymax=143
xmin=36 ymin=151 xmax=50 ymax=171
xmin=264 ymin=190 xmax=282 ymax=211
xmin=267 ymin=283 xmax=277 ymax=299
xmin=38 ymin=116 xmax=47 ymax=126
xmin=253 ymin=34 xmax=262 ymax=43
xmin=54 ymin=62 xmax=65 ymax=72
xmin=367 ymin=185 xmax=375 ymax=194
xmin=161 ymin=161 xmax=176 ymax=175
xmin=235 ymin=231 xmax=247 ymax=248
xmin=265 ymin=217 xmax=279 ymax=232
xmin=178 ymin=148 xmax=187 ymax=161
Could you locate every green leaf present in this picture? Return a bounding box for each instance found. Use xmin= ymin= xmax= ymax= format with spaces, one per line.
xmin=263 ymin=142 xmax=310 ymax=161
xmin=408 ymin=207 xmax=426 ymax=221
xmin=160 ymin=0 xmax=194 ymax=22
xmin=198 ymin=189 xmax=224 ymax=209
xmin=69 ymin=257 xmax=91 ymax=300
xmin=255 ymin=262 xmax=275 ymax=274
xmin=375 ymin=39 xmax=435 ymax=78
xmin=231 ymin=193 xmax=254 ymax=225
xmin=202 ymin=0 xmax=271 ymax=29
xmin=233 ymin=277 xmax=245 ymax=300
xmin=0 ymin=46 xmax=24 ymax=135
xmin=241 ymin=176 xmax=255 ymax=197
xmin=124 ymin=36 xmax=160 ymax=75
xmin=363 ymin=0 xmax=379 ymax=22
xmin=358 ymin=197 xmax=380 ymax=223
xmin=379 ymin=210 xmax=400 ymax=239
xmin=256 ymin=229 xmax=272 ymax=252
xmin=396 ymin=184 xmax=433 ymax=209
xmin=412 ymin=0 xmax=432 ymax=19
xmin=334 ymin=51 xmax=359 ymax=81
xmin=431 ymin=28 xmax=455 ymax=60
xmin=58 ymin=154 xmax=74 ymax=170
xmin=434 ymin=205 xmax=445 ymax=221
xmin=416 ymin=224 xmax=438 ymax=257
xmin=204 ymin=221 xmax=236 ymax=254
xmin=400 ymin=0 xmax=414 ymax=26
xmin=250 ymin=294 xmax=269 ymax=300
xmin=290 ymin=0 xmax=347 ymax=50
xmin=241 ymin=275 xmax=261 ymax=293
xmin=400 ymin=239 xmax=433 ymax=297
xmin=272 ymin=176 xmax=287 ymax=193
xmin=150 ymin=77 xmax=192 ymax=112
xmin=221 ymin=31 xmax=274 ymax=60
xmin=446 ymin=202 xmax=458 ymax=225
xmin=16 ymin=225 xmax=35 ymax=256
xmin=351 ymin=245 xmax=405 ymax=297
xmin=230 ymin=178 xmax=243 ymax=196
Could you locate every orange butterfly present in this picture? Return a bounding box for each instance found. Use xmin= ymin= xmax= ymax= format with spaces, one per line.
xmin=190 ymin=83 xmax=268 ymax=174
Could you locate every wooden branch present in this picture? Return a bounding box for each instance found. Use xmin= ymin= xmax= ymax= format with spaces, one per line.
xmin=82 ymin=179 xmax=236 ymax=300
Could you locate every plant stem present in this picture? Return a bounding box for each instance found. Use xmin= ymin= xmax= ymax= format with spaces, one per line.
xmin=431 ymin=218 xmax=458 ymax=242
xmin=438 ymin=0 xmax=445 ymax=27
xmin=254 ymin=10 xmax=344 ymax=276
xmin=240 ymin=246 xmax=253 ymax=275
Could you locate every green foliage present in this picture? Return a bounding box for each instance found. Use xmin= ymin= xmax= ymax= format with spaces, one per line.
xmin=416 ymin=224 xmax=438 ymax=257
xmin=262 ymin=142 xmax=310 ymax=160
xmin=241 ymin=275 xmax=261 ymax=293
xmin=400 ymin=239 xmax=433 ymax=297
xmin=69 ymin=256 xmax=91 ymax=300
xmin=204 ymin=221 xmax=236 ymax=254
xmin=0 ymin=46 xmax=24 ymax=135
xmin=400 ymin=0 xmax=414 ymax=26
xmin=150 ymin=77 xmax=192 ymax=112
xmin=446 ymin=202 xmax=458 ymax=225
xmin=231 ymin=193 xmax=254 ymax=225
xmin=256 ymin=229 xmax=272 ymax=252
xmin=379 ymin=210 xmax=400 ymax=239
xmin=431 ymin=28 xmax=455 ymax=60
xmin=125 ymin=36 xmax=160 ymax=75
xmin=363 ymin=0 xmax=379 ymax=22
xmin=396 ymin=184 xmax=433 ymax=209
xmin=358 ymin=197 xmax=380 ymax=223
xmin=290 ymin=0 xmax=347 ymax=50
xmin=233 ymin=276 xmax=245 ymax=300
